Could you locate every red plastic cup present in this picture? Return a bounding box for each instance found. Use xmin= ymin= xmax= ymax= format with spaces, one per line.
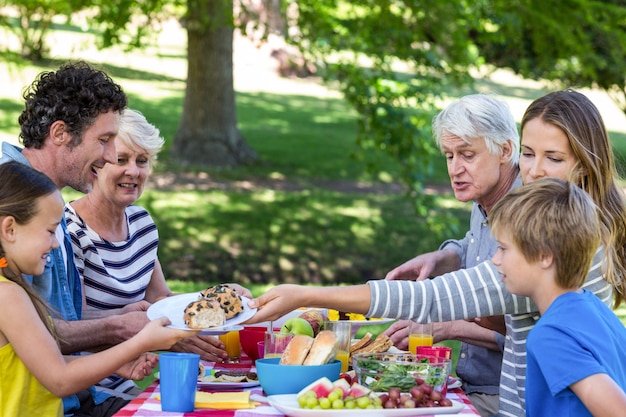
xmin=257 ymin=341 xmax=265 ymax=359
xmin=416 ymin=345 xmax=452 ymax=359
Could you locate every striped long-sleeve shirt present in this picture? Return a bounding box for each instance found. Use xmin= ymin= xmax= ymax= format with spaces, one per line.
xmin=367 ymin=248 xmax=612 ymax=417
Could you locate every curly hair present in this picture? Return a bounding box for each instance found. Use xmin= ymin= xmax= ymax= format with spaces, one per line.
xmin=18 ymin=61 xmax=127 ymax=149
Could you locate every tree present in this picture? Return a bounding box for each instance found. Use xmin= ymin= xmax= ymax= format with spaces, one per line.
xmin=473 ymin=0 xmax=626 ymax=114
xmin=172 ymin=0 xmax=257 ymax=166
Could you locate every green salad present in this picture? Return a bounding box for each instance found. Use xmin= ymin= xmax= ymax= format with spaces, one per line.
xmin=355 ymin=357 xmax=447 ymax=392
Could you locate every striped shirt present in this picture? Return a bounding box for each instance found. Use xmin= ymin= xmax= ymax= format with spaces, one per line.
xmin=367 ymin=248 xmax=612 ymax=417
xmin=65 ymin=204 xmax=159 ymax=310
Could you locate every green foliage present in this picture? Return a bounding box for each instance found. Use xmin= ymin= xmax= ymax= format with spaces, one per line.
xmin=475 ymin=0 xmax=626 ymax=112
xmin=283 ymin=0 xmax=484 ymax=231
xmin=0 ymin=0 xmax=78 ymax=60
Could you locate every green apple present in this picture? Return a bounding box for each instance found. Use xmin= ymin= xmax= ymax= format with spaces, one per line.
xmin=281 ymin=317 xmax=314 ymax=337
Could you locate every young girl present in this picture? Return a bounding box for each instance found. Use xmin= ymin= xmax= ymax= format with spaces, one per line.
xmin=0 ymin=161 xmax=196 ymax=416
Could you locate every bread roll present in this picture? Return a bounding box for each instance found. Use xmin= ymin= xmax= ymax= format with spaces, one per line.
xmin=200 ymin=284 xmax=244 ymax=319
xmin=183 ymin=299 xmax=226 ymax=329
xmin=279 ymin=335 xmax=314 ymax=365
xmin=303 ymin=330 xmax=339 ymax=365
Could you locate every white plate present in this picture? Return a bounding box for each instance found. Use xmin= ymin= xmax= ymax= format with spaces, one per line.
xmin=267 ymin=394 xmax=464 ymax=416
xmin=197 ymin=380 xmax=260 ymax=389
xmin=147 ymin=293 xmax=256 ymax=335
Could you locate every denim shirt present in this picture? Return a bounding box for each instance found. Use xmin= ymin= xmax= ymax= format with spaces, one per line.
xmin=1 ymin=142 xmax=110 ymax=415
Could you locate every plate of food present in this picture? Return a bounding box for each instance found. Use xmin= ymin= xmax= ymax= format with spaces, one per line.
xmin=198 ymin=369 xmax=260 ymax=389
xmin=267 ymin=394 xmax=464 ymax=416
xmin=147 ymin=286 xmax=256 ymax=335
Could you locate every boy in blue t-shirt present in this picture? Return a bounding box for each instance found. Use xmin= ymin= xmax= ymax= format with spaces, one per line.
xmin=489 ymin=177 xmax=626 ymax=417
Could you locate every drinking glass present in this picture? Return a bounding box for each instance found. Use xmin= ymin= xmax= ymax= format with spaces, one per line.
xmin=408 ymin=321 xmax=433 ymax=353
xmin=218 ymin=330 xmax=241 ymax=363
xmin=325 ymin=320 xmax=352 ymax=373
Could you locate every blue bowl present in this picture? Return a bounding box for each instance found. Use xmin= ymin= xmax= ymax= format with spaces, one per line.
xmin=256 ymin=358 xmax=341 ymax=395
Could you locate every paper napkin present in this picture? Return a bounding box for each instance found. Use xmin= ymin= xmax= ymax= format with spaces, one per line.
xmin=194 ymin=391 xmax=260 ymax=409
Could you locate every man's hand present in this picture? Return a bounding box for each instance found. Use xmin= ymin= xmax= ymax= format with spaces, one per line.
xmin=385 ymin=250 xmax=460 ymax=281
xmin=466 ymin=315 xmax=506 ymax=335
xmin=170 ymin=335 xmax=229 ymax=363
xmin=120 ymin=301 xmax=152 ymax=314
xmin=382 ymin=319 xmax=412 ymax=350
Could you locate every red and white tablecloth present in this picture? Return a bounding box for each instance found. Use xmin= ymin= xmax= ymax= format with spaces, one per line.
xmin=113 ymin=359 xmax=481 ymax=417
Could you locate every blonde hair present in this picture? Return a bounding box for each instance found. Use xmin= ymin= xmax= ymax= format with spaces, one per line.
xmin=490 ymin=178 xmax=601 ymax=290
xmin=521 ymin=90 xmax=626 ymax=307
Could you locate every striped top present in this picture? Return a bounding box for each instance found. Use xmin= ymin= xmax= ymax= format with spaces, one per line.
xmin=367 ymin=247 xmax=612 ymax=417
xmin=65 ymin=204 xmax=159 ymax=310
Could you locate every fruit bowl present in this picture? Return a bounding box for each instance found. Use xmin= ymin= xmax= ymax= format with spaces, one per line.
xmin=256 ymin=357 xmax=341 ymax=395
xmin=352 ymin=352 xmax=451 ymax=396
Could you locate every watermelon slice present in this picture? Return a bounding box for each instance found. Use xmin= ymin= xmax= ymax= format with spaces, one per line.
xmin=297 ymin=377 xmax=335 ymax=399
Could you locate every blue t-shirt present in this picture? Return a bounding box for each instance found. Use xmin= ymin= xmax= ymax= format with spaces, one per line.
xmin=526 ymin=290 xmax=626 ymax=416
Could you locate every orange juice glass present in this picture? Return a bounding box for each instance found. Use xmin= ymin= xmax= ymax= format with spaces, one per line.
xmin=218 ymin=331 xmax=241 ymax=363
xmin=335 ymin=350 xmax=350 ymax=373
xmin=408 ymin=322 xmax=433 ymax=353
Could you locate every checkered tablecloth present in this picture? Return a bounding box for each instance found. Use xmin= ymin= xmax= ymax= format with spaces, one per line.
xmin=113 ymin=360 xmax=480 ymax=417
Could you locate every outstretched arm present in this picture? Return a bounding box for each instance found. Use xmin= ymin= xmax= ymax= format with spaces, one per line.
xmin=247 ymin=284 xmax=372 ymax=323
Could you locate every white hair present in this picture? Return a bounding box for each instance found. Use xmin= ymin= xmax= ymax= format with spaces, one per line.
xmin=432 ymin=94 xmax=520 ymax=164
xmin=117 ymin=109 xmax=165 ymax=165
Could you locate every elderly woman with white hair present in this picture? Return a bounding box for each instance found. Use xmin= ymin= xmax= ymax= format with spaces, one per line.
xmin=65 ymin=109 xmax=251 ymax=366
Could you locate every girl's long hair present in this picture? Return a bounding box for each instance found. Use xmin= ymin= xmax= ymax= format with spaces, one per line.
xmin=0 ymin=161 xmax=61 ymax=340
xmin=522 ymin=90 xmax=626 ymax=308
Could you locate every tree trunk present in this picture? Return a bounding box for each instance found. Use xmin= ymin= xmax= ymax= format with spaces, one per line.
xmin=173 ymin=0 xmax=257 ymax=167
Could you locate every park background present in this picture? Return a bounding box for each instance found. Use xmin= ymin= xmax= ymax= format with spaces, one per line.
xmin=1 ymin=9 xmax=626 ymax=332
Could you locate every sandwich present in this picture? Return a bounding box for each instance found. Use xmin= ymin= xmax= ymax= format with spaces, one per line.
xmin=350 ymin=332 xmax=392 ymax=355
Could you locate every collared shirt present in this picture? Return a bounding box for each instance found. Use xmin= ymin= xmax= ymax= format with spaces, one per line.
xmin=431 ymin=176 xmax=522 ymax=395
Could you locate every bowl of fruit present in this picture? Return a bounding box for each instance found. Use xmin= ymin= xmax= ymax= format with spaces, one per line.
xmin=352 ymin=352 xmax=452 ymax=398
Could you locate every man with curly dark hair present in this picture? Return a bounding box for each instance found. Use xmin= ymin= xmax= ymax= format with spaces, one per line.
xmin=0 ymin=61 xmax=139 ymax=417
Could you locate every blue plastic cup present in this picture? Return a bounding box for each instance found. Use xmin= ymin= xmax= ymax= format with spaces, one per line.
xmin=159 ymin=352 xmax=200 ymax=412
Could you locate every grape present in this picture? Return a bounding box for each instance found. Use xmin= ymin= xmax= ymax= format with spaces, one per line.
xmin=327 ymin=390 xmax=341 ymax=403
xmin=439 ymin=398 xmax=453 ymax=407
xmin=356 ymin=396 xmax=371 ymax=409
xmin=430 ymin=389 xmax=443 ymax=402
xmin=410 ymin=386 xmax=424 ymax=401
xmin=305 ymin=396 xmax=318 ymax=408
xmin=403 ymin=398 xmax=416 ymax=408
xmin=388 ymin=387 xmax=401 ymax=401
xmin=331 ymin=399 xmax=345 ymax=409
xmin=345 ymin=399 xmax=357 ymax=409
xmin=384 ymin=399 xmax=397 ymax=409
xmin=319 ymin=398 xmax=331 ymax=409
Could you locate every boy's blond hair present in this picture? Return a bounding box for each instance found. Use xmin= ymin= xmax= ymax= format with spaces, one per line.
xmin=490 ymin=178 xmax=601 ymax=289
